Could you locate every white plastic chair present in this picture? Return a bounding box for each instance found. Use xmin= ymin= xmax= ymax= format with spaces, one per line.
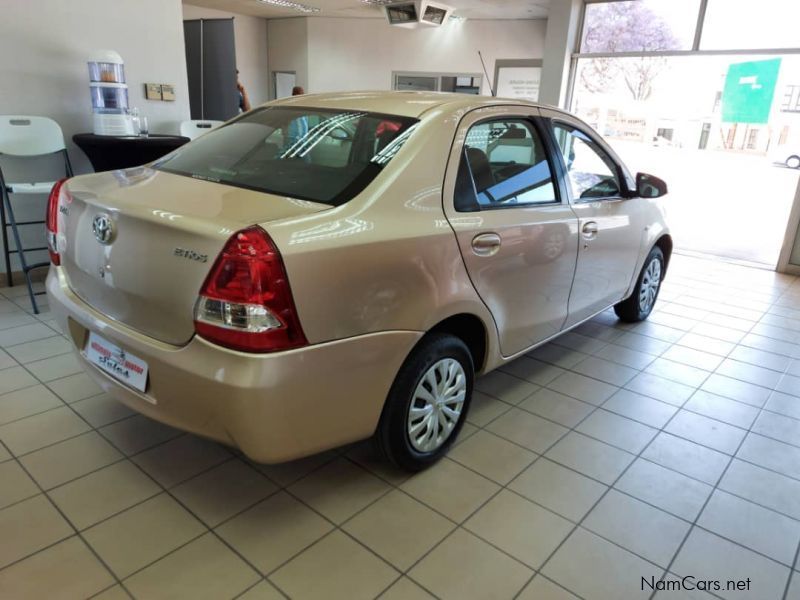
xmin=179 ymin=120 xmax=223 ymax=140
xmin=0 ymin=116 xmax=73 ymax=313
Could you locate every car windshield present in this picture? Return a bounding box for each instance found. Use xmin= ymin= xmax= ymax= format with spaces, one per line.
xmin=156 ymin=106 xmax=419 ymax=206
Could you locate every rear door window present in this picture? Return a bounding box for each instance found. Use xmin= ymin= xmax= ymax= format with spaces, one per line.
xmin=456 ymin=119 xmax=558 ymax=211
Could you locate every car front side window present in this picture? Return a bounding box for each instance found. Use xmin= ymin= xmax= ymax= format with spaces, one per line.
xmin=551 ymin=123 xmax=622 ymax=201
xmin=455 ymin=118 xmax=558 ymax=211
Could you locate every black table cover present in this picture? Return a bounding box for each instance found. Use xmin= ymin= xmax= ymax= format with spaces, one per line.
xmin=72 ymin=133 xmax=190 ymax=172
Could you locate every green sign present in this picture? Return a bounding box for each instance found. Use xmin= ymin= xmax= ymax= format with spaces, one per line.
xmin=721 ymin=59 xmax=782 ymax=124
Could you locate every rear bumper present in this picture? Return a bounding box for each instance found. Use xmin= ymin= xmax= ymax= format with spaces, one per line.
xmin=46 ymin=267 xmax=422 ymax=463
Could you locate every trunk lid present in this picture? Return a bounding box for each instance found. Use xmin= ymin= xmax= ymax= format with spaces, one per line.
xmin=61 ymin=168 xmax=330 ymax=345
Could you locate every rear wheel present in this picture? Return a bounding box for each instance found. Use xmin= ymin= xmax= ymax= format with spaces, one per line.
xmin=614 ymin=246 xmax=664 ymax=322
xmin=376 ymin=333 xmax=473 ymax=471
xmin=787 ymin=155 xmax=800 ymax=169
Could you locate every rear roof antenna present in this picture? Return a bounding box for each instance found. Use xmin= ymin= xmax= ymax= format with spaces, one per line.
xmin=478 ymin=51 xmax=496 ymax=97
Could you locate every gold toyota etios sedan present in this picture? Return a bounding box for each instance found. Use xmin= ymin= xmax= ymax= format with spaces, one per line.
xmin=47 ymin=92 xmax=670 ymax=470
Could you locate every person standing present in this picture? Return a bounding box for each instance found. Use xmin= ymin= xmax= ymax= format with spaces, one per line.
xmin=287 ymin=86 xmax=309 ymax=149
xmin=237 ymin=69 xmax=251 ymax=112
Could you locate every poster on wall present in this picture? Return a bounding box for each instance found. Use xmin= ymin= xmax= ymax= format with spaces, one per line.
xmin=496 ymin=67 xmax=541 ymax=101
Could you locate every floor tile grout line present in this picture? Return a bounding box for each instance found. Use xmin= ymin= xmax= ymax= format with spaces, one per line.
xmin=261 ymin=480 xmax=412 ymax=596
xmin=783 ymin=539 xmax=800 ymax=599
xmin=231 ymin=578 xmax=289 ymax=600
xmin=0 ymin=390 xmax=128 ymax=429
xmin=371 ymin=574 xmax=414 ymax=600
xmin=646 ymin=296 xmax=797 ymax=600
xmin=511 ymin=404 xmax=677 ymax=597
xmin=641 ymin=297 xmax=771 ymax=600
xmin=534 ymin=572 xmax=590 ymax=600
xmin=463 ymin=408 xmax=744 ymax=534
xmin=457 ymin=316 xmax=800 ymax=525
xmin=442 ymin=335 xmax=679 ymax=598
xmin=80 ymin=428 xmax=286 ymax=596
xmin=3 ymin=264 xmax=796 ymax=596
xmin=513 ymin=305 xmax=739 ymax=598
xmin=0 ymin=438 xmax=134 ymax=599
xmin=42 ymin=449 xmax=245 ymax=534
xmin=371 ymin=358 xmax=629 ymax=599
xmin=0 ymin=352 xmax=275 ymax=596
xmin=87 ymin=582 xmax=130 ymax=599
xmin=209 ymin=446 xmax=439 ymax=597
xmin=480 ymin=374 xmax=758 ymax=486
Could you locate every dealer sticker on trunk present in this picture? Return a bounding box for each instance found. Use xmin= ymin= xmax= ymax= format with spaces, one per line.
xmin=85 ymin=332 xmax=149 ymax=394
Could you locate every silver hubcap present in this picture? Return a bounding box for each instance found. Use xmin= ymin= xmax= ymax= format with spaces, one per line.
xmin=639 ymin=257 xmax=662 ymax=313
xmin=407 ymin=358 xmax=466 ymax=453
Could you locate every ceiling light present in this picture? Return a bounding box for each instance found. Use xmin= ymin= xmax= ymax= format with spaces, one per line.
xmin=258 ymin=0 xmax=320 ymax=13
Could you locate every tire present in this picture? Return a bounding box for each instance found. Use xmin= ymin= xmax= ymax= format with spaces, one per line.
xmin=376 ymin=333 xmax=473 ymax=471
xmin=787 ymin=156 xmax=800 ymax=170
xmin=614 ymin=246 xmax=665 ymax=323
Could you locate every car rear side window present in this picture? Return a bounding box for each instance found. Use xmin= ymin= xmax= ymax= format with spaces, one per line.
xmin=155 ymin=107 xmax=418 ymax=206
xmin=455 ymin=119 xmax=558 ymax=212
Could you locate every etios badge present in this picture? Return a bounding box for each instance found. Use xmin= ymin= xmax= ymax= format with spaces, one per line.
xmin=92 ymin=214 xmax=115 ymax=245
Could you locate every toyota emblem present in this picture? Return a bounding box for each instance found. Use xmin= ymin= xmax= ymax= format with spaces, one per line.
xmin=92 ymin=214 xmax=115 ymax=245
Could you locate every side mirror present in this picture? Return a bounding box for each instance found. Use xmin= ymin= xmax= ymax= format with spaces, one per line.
xmin=636 ymin=172 xmax=668 ymax=198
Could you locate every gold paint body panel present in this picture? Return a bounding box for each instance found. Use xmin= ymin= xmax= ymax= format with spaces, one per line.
xmin=47 ymin=92 xmax=669 ymax=463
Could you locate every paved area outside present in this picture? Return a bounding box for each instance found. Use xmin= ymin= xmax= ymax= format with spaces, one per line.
xmin=611 ymin=141 xmax=800 ymax=267
xmin=3 ymin=255 xmax=800 ymax=598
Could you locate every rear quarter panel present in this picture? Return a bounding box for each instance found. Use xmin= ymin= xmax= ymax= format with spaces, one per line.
xmin=264 ymin=108 xmax=499 ymax=365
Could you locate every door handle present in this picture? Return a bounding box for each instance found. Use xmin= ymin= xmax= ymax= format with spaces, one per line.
xmin=582 ymin=221 xmax=599 ymax=240
xmin=471 ymin=233 xmax=501 ymax=257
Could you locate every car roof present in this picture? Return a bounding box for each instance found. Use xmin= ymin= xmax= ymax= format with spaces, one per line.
xmin=264 ymin=90 xmax=560 ymax=119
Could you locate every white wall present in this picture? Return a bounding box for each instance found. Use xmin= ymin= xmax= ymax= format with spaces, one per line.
xmin=305 ymin=18 xmax=547 ymax=96
xmin=183 ymin=4 xmax=270 ymax=107
xmin=0 ymin=0 xmax=192 ymax=274
xmin=0 ymin=0 xmax=191 ymax=176
xmin=266 ymin=18 xmax=309 ymax=99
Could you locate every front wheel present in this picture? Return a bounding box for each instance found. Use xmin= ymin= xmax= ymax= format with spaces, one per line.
xmin=376 ymin=333 xmax=473 ymax=471
xmin=614 ymin=246 xmax=664 ymax=322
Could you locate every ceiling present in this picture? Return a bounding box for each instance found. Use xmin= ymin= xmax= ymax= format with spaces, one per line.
xmin=183 ymin=0 xmax=551 ymax=20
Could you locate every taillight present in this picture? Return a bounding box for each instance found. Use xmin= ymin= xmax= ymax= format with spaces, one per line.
xmin=46 ymin=178 xmax=69 ymax=266
xmin=194 ymin=226 xmax=307 ymax=353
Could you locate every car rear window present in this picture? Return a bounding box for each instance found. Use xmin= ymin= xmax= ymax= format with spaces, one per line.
xmin=155 ymin=106 xmax=419 ymax=206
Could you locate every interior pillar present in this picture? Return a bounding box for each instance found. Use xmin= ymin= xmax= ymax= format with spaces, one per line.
xmin=540 ymin=0 xmax=583 ymax=108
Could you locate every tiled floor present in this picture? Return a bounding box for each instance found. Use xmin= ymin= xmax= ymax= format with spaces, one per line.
xmin=3 ymin=255 xmax=800 ymax=599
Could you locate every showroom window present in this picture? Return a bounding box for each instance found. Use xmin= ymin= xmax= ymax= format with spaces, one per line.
xmin=580 ymin=0 xmax=700 ymax=53
xmin=700 ymin=0 xmax=800 ymax=50
xmin=574 ymin=0 xmax=800 ymax=269
xmin=457 ymin=119 xmax=557 ymax=210
xmin=551 ymin=123 xmax=621 ymax=200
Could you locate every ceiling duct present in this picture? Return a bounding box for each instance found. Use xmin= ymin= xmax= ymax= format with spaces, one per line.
xmin=384 ymin=1 xmax=454 ymax=28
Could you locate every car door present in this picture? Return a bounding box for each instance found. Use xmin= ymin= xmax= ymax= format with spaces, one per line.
xmin=442 ymin=107 xmax=580 ymax=358
xmin=540 ymin=110 xmax=645 ymax=328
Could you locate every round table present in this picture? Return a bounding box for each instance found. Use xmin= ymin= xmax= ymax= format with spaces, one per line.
xmin=72 ymin=133 xmax=190 ymax=172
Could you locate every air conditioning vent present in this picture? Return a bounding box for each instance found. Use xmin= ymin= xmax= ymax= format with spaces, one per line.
xmin=383 ymin=1 xmax=453 ymax=28
xmin=422 ymin=5 xmax=447 ymax=24
xmin=387 ymin=4 xmax=418 ymax=24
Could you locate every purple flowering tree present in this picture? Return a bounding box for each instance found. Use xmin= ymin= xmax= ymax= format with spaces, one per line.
xmin=580 ymin=2 xmax=681 ymax=101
